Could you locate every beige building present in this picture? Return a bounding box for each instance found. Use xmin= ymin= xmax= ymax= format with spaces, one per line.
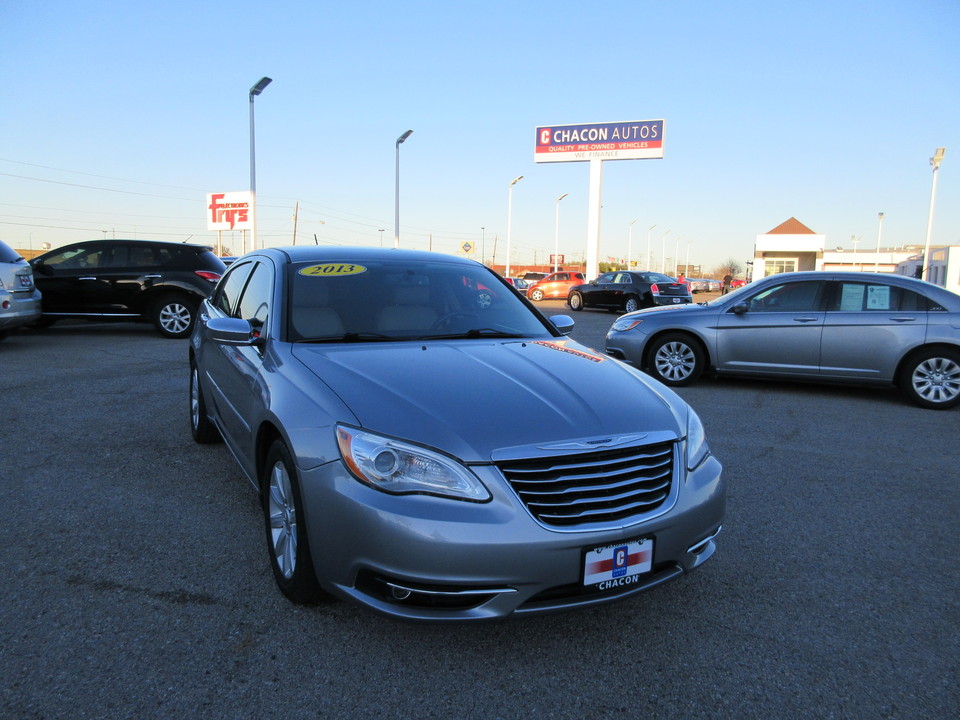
xmin=751 ymin=217 xmax=958 ymax=294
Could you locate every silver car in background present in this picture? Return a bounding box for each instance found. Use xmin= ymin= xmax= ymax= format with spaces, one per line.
xmin=0 ymin=240 xmax=42 ymax=341
xmin=606 ymin=271 xmax=960 ymax=409
xmin=189 ymin=247 xmax=725 ymax=621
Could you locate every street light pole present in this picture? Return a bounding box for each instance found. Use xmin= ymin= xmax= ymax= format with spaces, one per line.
xmin=394 ymin=129 xmax=413 ymax=248
xmin=627 ymin=218 xmax=638 ymax=271
xmin=661 ymin=229 xmax=671 ymax=273
xmin=249 ymin=76 xmax=272 ymax=252
xmin=646 ymin=224 xmax=656 ymax=271
xmin=875 ymin=212 xmax=884 ymax=271
xmin=505 ymin=175 xmax=523 ymax=278
xmin=555 ymin=193 xmax=568 ymax=273
xmin=922 ymin=147 xmax=946 ymax=280
xmin=481 ymin=227 xmax=485 ymax=266
xmin=378 ymin=229 xmax=385 ymax=247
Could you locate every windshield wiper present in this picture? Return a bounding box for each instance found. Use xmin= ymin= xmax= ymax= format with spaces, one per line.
xmin=422 ymin=328 xmax=526 ymax=340
xmin=295 ymin=332 xmax=398 ymax=344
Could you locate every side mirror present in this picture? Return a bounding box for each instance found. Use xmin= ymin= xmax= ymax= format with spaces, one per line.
xmin=206 ymin=316 xmax=263 ymax=346
xmin=550 ymin=314 xmax=575 ymax=336
xmin=732 ymin=302 xmax=748 ymax=315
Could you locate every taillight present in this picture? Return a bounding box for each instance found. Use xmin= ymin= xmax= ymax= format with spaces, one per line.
xmin=650 ymin=283 xmax=660 ymax=295
xmin=195 ymin=271 xmax=222 ymax=283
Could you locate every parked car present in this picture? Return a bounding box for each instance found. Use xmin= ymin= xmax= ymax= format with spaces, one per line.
xmin=30 ymin=239 xmax=225 ymax=338
xmin=520 ymin=271 xmax=548 ymax=285
xmin=527 ymin=270 xmax=585 ymax=301
xmin=503 ymin=276 xmax=530 ymax=295
xmin=0 ymin=239 xmax=42 ymax=341
xmin=605 ymin=271 xmax=960 ymax=409
xmin=690 ymin=278 xmax=722 ymax=293
xmin=189 ymin=247 xmax=725 ymax=620
xmin=730 ymin=278 xmax=747 ymax=289
xmin=568 ymin=271 xmax=693 ymax=313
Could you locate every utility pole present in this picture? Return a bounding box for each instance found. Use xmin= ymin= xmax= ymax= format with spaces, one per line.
xmin=291 ymin=201 xmax=299 ymax=245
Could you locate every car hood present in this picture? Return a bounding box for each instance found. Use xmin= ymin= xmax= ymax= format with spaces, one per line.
xmin=292 ymin=338 xmax=686 ymax=462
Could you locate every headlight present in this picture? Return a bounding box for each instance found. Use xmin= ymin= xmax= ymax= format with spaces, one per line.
xmin=611 ymin=317 xmax=644 ymax=332
xmin=685 ymin=408 xmax=711 ymax=471
xmin=336 ymin=426 xmax=491 ymax=502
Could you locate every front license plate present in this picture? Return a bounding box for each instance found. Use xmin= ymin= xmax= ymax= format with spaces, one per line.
xmin=582 ymin=538 xmax=653 ymax=590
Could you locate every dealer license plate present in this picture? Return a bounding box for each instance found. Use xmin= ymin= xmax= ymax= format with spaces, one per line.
xmin=582 ymin=538 xmax=653 ymax=590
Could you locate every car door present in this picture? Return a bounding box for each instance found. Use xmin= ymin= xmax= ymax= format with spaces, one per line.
xmin=715 ymin=279 xmax=826 ymax=376
xmin=93 ymin=243 xmax=167 ymax=314
xmin=31 ymin=244 xmax=113 ymax=314
xmin=818 ymin=280 xmax=928 ymax=381
xmin=582 ymin=272 xmax=617 ymax=307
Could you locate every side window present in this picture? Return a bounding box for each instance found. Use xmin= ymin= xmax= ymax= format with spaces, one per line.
xmin=235 ymin=262 xmax=272 ymax=328
xmin=555 ymin=273 xmax=569 ymax=281
xmin=44 ymin=246 xmax=108 ymax=270
xmin=597 ymin=273 xmax=616 ymax=283
xmin=830 ymin=283 xmax=929 ymax=312
xmin=749 ymin=281 xmax=823 ymax=312
xmin=615 ymin=273 xmax=632 ymax=284
xmin=213 ymin=261 xmax=254 ymax=315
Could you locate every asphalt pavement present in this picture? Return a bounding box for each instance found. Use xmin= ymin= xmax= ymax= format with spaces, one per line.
xmin=1 ymin=311 xmax=957 ymax=720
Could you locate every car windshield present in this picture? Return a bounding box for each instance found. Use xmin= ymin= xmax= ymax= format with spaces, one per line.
xmin=287 ymin=259 xmax=554 ymax=342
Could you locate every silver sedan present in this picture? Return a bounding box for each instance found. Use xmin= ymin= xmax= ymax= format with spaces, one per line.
xmin=606 ymin=271 xmax=960 ymax=409
xmin=189 ymin=247 xmax=725 ymax=621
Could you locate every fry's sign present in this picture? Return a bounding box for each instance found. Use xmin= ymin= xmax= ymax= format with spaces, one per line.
xmin=206 ymin=192 xmax=253 ymax=231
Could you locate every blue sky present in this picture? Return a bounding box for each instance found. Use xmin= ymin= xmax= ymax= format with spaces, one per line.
xmin=1 ymin=0 xmax=957 ymax=274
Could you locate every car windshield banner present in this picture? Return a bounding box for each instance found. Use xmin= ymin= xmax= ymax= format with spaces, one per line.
xmin=535 ymin=120 xmax=664 ymax=163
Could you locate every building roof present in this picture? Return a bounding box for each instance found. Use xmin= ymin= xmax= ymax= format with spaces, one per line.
xmin=766 ymin=217 xmax=817 ymax=235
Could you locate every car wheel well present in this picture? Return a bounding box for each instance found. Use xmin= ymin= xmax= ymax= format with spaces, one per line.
xmin=894 ymin=343 xmax=960 ymax=385
xmin=643 ymin=330 xmax=711 ymax=372
xmin=256 ymin=423 xmax=284 ymax=488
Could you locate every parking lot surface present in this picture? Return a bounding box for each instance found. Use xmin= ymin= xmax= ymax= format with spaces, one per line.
xmin=1 ymin=311 xmax=957 ymax=719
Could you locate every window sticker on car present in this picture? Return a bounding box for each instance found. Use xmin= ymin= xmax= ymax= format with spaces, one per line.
xmin=299 ymin=263 xmax=367 ymax=277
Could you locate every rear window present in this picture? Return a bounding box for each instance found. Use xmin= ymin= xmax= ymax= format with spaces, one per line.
xmin=0 ymin=240 xmax=22 ymax=263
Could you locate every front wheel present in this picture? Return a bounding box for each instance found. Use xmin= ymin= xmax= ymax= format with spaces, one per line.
xmin=647 ymin=333 xmax=705 ymax=386
xmin=262 ymin=440 xmax=326 ymax=604
xmin=529 ymin=289 xmax=544 ymax=302
xmin=189 ymin=362 xmax=221 ymax=443
xmin=898 ymin=348 xmax=960 ymax=409
xmin=568 ymin=292 xmax=583 ymax=311
xmin=153 ymin=295 xmax=198 ymax=339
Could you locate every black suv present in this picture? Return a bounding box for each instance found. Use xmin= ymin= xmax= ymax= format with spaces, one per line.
xmin=30 ymin=239 xmax=225 ymax=338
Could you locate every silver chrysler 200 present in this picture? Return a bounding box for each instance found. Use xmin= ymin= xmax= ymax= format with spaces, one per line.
xmin=189 ymin=247 xmax=725 ymax=621
xmin=606 ymin=270 xmax=960 ymax=409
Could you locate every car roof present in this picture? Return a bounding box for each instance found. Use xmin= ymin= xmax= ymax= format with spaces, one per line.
xmin=244 ymin=246 xmax=485 ymax=268
xmin=38 ymin=238 xmax=215 ymax=254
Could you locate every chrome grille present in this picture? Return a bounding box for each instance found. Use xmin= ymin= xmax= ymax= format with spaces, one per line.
xmin=496 ymin=441 xmax=675 ymax=528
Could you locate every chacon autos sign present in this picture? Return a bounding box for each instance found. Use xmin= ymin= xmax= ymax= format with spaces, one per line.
xmin=535 ymin=120 xmax=665 ymax=163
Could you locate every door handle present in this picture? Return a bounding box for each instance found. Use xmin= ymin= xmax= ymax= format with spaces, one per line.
xmin=78 ymin=276 xmax=97 ymax=281
xmin=890 ymin=317 xmax=916 ymax=322
xmin=792 ymin=317 xmax=820 ymax=323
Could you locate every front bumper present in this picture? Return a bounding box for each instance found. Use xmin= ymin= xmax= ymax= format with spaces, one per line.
xmin=298 ymin=451 xmax=725 ymax=621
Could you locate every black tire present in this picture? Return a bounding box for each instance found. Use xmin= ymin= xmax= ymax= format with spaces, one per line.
xmin=898 ymin=348 xmax=960 ymax=409
xmin=623 ymin=295 xmax=640 ymax=313
xmin=189 ymin=361 xmax=221 ymax=444
xmin=647 ymin=333 xmax=705 ymax=386
xmin=262 ymin=440 xmax=326 ymax=604
xmin=568 ymin=292 xmax=583 ymax=311
xmin=152 ymin=294 xmax=199 ymax=339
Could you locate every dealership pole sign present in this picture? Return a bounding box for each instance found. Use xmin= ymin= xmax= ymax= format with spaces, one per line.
xmin=534 ymin=120 xmax=665 ymax=283
xmin=206 ymin=192 xmax=253 ymax=231
xmin=534 ymin=120 xmax=664 ymax=163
